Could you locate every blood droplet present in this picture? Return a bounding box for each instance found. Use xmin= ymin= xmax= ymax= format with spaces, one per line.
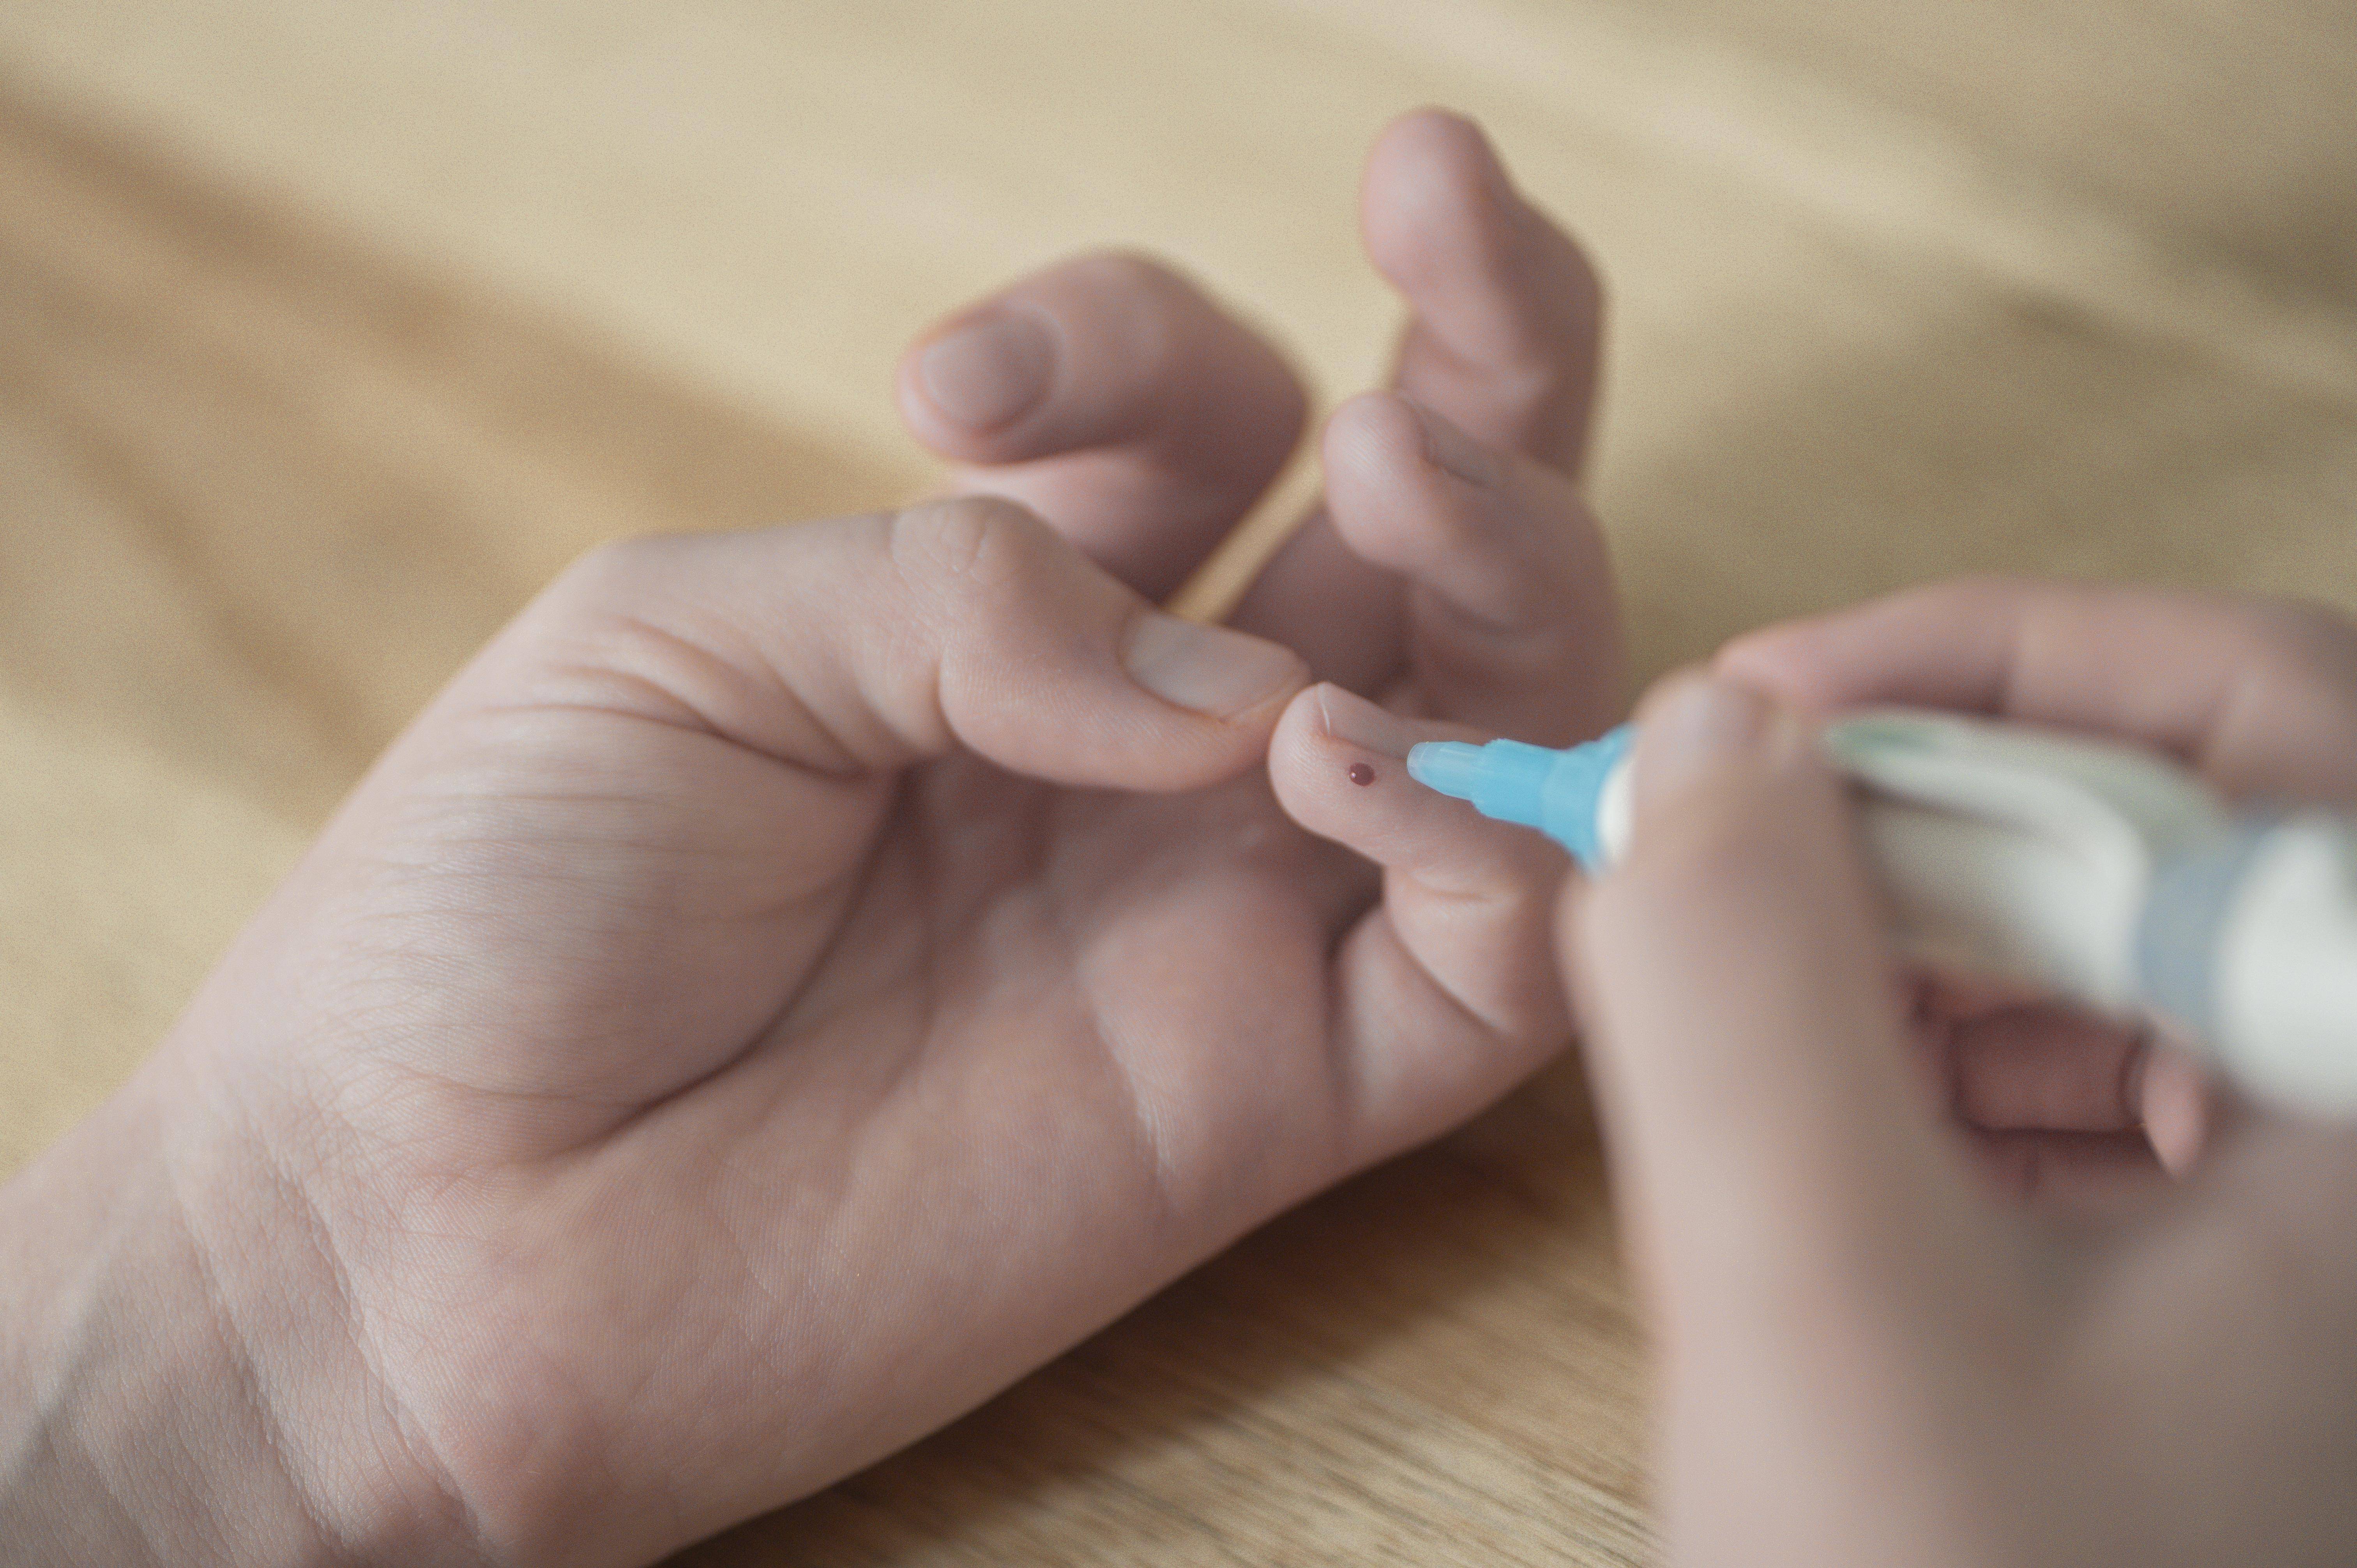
xmin=1348 ymin=762 xmax=1375 ymax=786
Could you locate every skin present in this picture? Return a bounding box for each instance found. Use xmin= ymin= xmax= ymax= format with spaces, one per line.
xmin=0 ymin=111 xmax=1623 ymax=1566
xmin=1574 ymin=581 xmax=2357 ymax=1568
xmin=9 ymin=102 xmax=2349 ymax=1566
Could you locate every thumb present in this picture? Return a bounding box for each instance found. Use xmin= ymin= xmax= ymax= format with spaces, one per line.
xmin=1567 ymin=673 xmax=1982 ymax=1296
xmin=447 ymin=494 xmax=1310 ymax=792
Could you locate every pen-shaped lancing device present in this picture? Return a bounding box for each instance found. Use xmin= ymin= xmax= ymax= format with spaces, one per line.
xmin=1407 ymin=709 xmax=2357 ymax=1116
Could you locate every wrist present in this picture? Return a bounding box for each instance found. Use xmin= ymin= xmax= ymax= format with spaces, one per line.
xmin=0 ymin=1052 xmax=475 ymax=1567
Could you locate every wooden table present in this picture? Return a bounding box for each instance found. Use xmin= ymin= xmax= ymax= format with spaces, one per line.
xmin=5 ymin=3 xmax=2353 ymax=1561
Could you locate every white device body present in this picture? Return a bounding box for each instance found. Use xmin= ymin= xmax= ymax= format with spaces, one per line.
xmin=1590 ymin=708 xmax=2357 ymax=1115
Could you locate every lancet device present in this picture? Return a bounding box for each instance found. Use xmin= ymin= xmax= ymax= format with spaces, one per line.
xmin=1407 ymin=709 xmax=2357 ymax=1115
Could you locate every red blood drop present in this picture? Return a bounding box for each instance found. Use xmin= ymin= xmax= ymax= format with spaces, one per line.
xmin=1348 ymin=762 xmax=1375 ymax=786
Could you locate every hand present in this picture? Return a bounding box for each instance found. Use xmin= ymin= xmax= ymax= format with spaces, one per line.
xmin=1570 ymin=579 xmax=2357 ymax=1568
xmin=0 ymin=111 xmax=1621 ymax=1566
xmin=1730 ymin=580 xmax=2357 ymax=1198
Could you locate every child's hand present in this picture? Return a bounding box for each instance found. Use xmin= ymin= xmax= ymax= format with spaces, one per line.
xmin=1725 ymin=579 xmax=2357 ymax=1198
xmin=0 ymin=113 xmax=1620 ymax=1567
xmin=1572 ymin=581 xmax=2357 ymax=1568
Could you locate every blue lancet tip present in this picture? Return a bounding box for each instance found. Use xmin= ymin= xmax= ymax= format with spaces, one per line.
xmin=1405 ymin=741 xmax=1485 ymax=800
xmin=1405 ymin=727 xmax=1636 ymax=867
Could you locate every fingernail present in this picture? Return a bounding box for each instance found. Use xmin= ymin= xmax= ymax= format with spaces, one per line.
xmin=1402 ymin=396 xmax=1500 ymax=487
xmin=1125 ymin=613 xmax=1304 ymax=717
xmin=1315 ymin=683 xmax=1415 ymax=757
xmin=917 ymin=311 xmax=1053 ymax=432
xmin=1640 ymin=675 xmax=1768 ymax=795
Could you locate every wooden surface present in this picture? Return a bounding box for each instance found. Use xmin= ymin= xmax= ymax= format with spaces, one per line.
xmin=4 ymin=2 xmax=2354 ymax=1562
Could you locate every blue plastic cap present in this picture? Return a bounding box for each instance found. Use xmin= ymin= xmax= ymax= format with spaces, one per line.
xmin=1545 ymin=725 xmax=1633 ymax=871
xmin=1404 ymin=740 xmax=1486 ymax=802
xmin=1404 ymin=725 xmax=1635 ymax=871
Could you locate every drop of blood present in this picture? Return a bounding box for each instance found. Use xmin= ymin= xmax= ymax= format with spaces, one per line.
xmin=1348 ymin=762 xmax=1375 ymax=786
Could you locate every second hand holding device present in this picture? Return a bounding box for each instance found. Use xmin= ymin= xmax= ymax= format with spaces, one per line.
xmin=1407 ymin=708 xmax=2357 ymax=1116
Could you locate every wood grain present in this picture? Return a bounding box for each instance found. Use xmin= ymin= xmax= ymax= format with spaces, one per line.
xmin=3 ymin=1 xmax=2355 ymax=1561
xmin=0 ymin=80 xmax=919 ymax=1171
xmin=687 ymin=1107 xmax=1647 ymax=1568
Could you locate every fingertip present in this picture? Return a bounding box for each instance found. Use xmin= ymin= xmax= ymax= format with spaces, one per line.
xmin=2138 ymin=1040 xmax=2214 ymax=1175
xmin=1364 ymin=109 xmax=1509 ymax=234
xmin=1318 ymin=392 xmax=1502 ymax=584
xmin=1269 ymin=681 xmax=1421 ymax=826
xmin=1373 ymin=106 xmax=1498 ymax=168
xmin=1320 ymin=393 xmax=1435 ymax=546
xmin=1357 ymin=110 xmax=1602 ymax=472
xmin=1626 ymin=670 xmax=1783 ymax=818
xmin=902 ymin=252 xmax=1306 ymax=457
xmin=1267 ymin=679 xmax=1338 ymax=796
xmin=1361 ymin=109 xmax=1519 ymax=294
xmin=1323 ymin=387 xmax=1423 ymax=471
xmin=896 ymin=305 xmax=1061 ymax=458
xmin=890 ymin=499 xmax=1298 ymax=790
xmin=1123 ymin=611 xmax=1310 ymax=726
xmin=1604 ymin=678 xmax=1881 ymax=978
xmin=1270 ymin=683 xmax=1555 ymax=890
xmin=1321 ymin=392 xmax=1620 ymax=743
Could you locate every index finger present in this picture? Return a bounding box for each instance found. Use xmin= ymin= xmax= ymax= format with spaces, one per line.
xmin=1718 ymin=576 xmax=2357 ymax=805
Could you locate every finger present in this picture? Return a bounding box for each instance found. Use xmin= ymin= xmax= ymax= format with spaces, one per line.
xmin=1719 ymin=577 xmax=2357 ymax=804
xmin=1965 ymin=1128 xmax=2167 ymax=1211
xmin=1914 ymin=978 xmax=2223 ymax=1174
xmin=1318 ymin=391 xmax=1622 ymax=742
xmin=1267 ymin=682 xmax=1573 ymax=1161
xmin=1233 ymin=109 xmax=1604 ymax=689
xmin=2138 ymin=1038 xmax=2216 ymax=1174
xmin=1944 ymin=1005 xmax=2149 ymax=1134
xmin=469 ymin=497 xmax=1309 ymax=791
xmin=1362 ymin=109 xmax=1605 ymax=475
xmin=1570 ymin=674 xmax=1997 ymax=1295
xmin=897 ymin=253 xmax=1306 ymax=600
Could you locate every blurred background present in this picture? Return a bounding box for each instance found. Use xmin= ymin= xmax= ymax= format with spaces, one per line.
xmin=4 ymin=3 xmax=2353 ymax=1562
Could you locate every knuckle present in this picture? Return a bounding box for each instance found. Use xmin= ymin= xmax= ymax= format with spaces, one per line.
xmin=889 ymin=495 xmax=1052 ymax=601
